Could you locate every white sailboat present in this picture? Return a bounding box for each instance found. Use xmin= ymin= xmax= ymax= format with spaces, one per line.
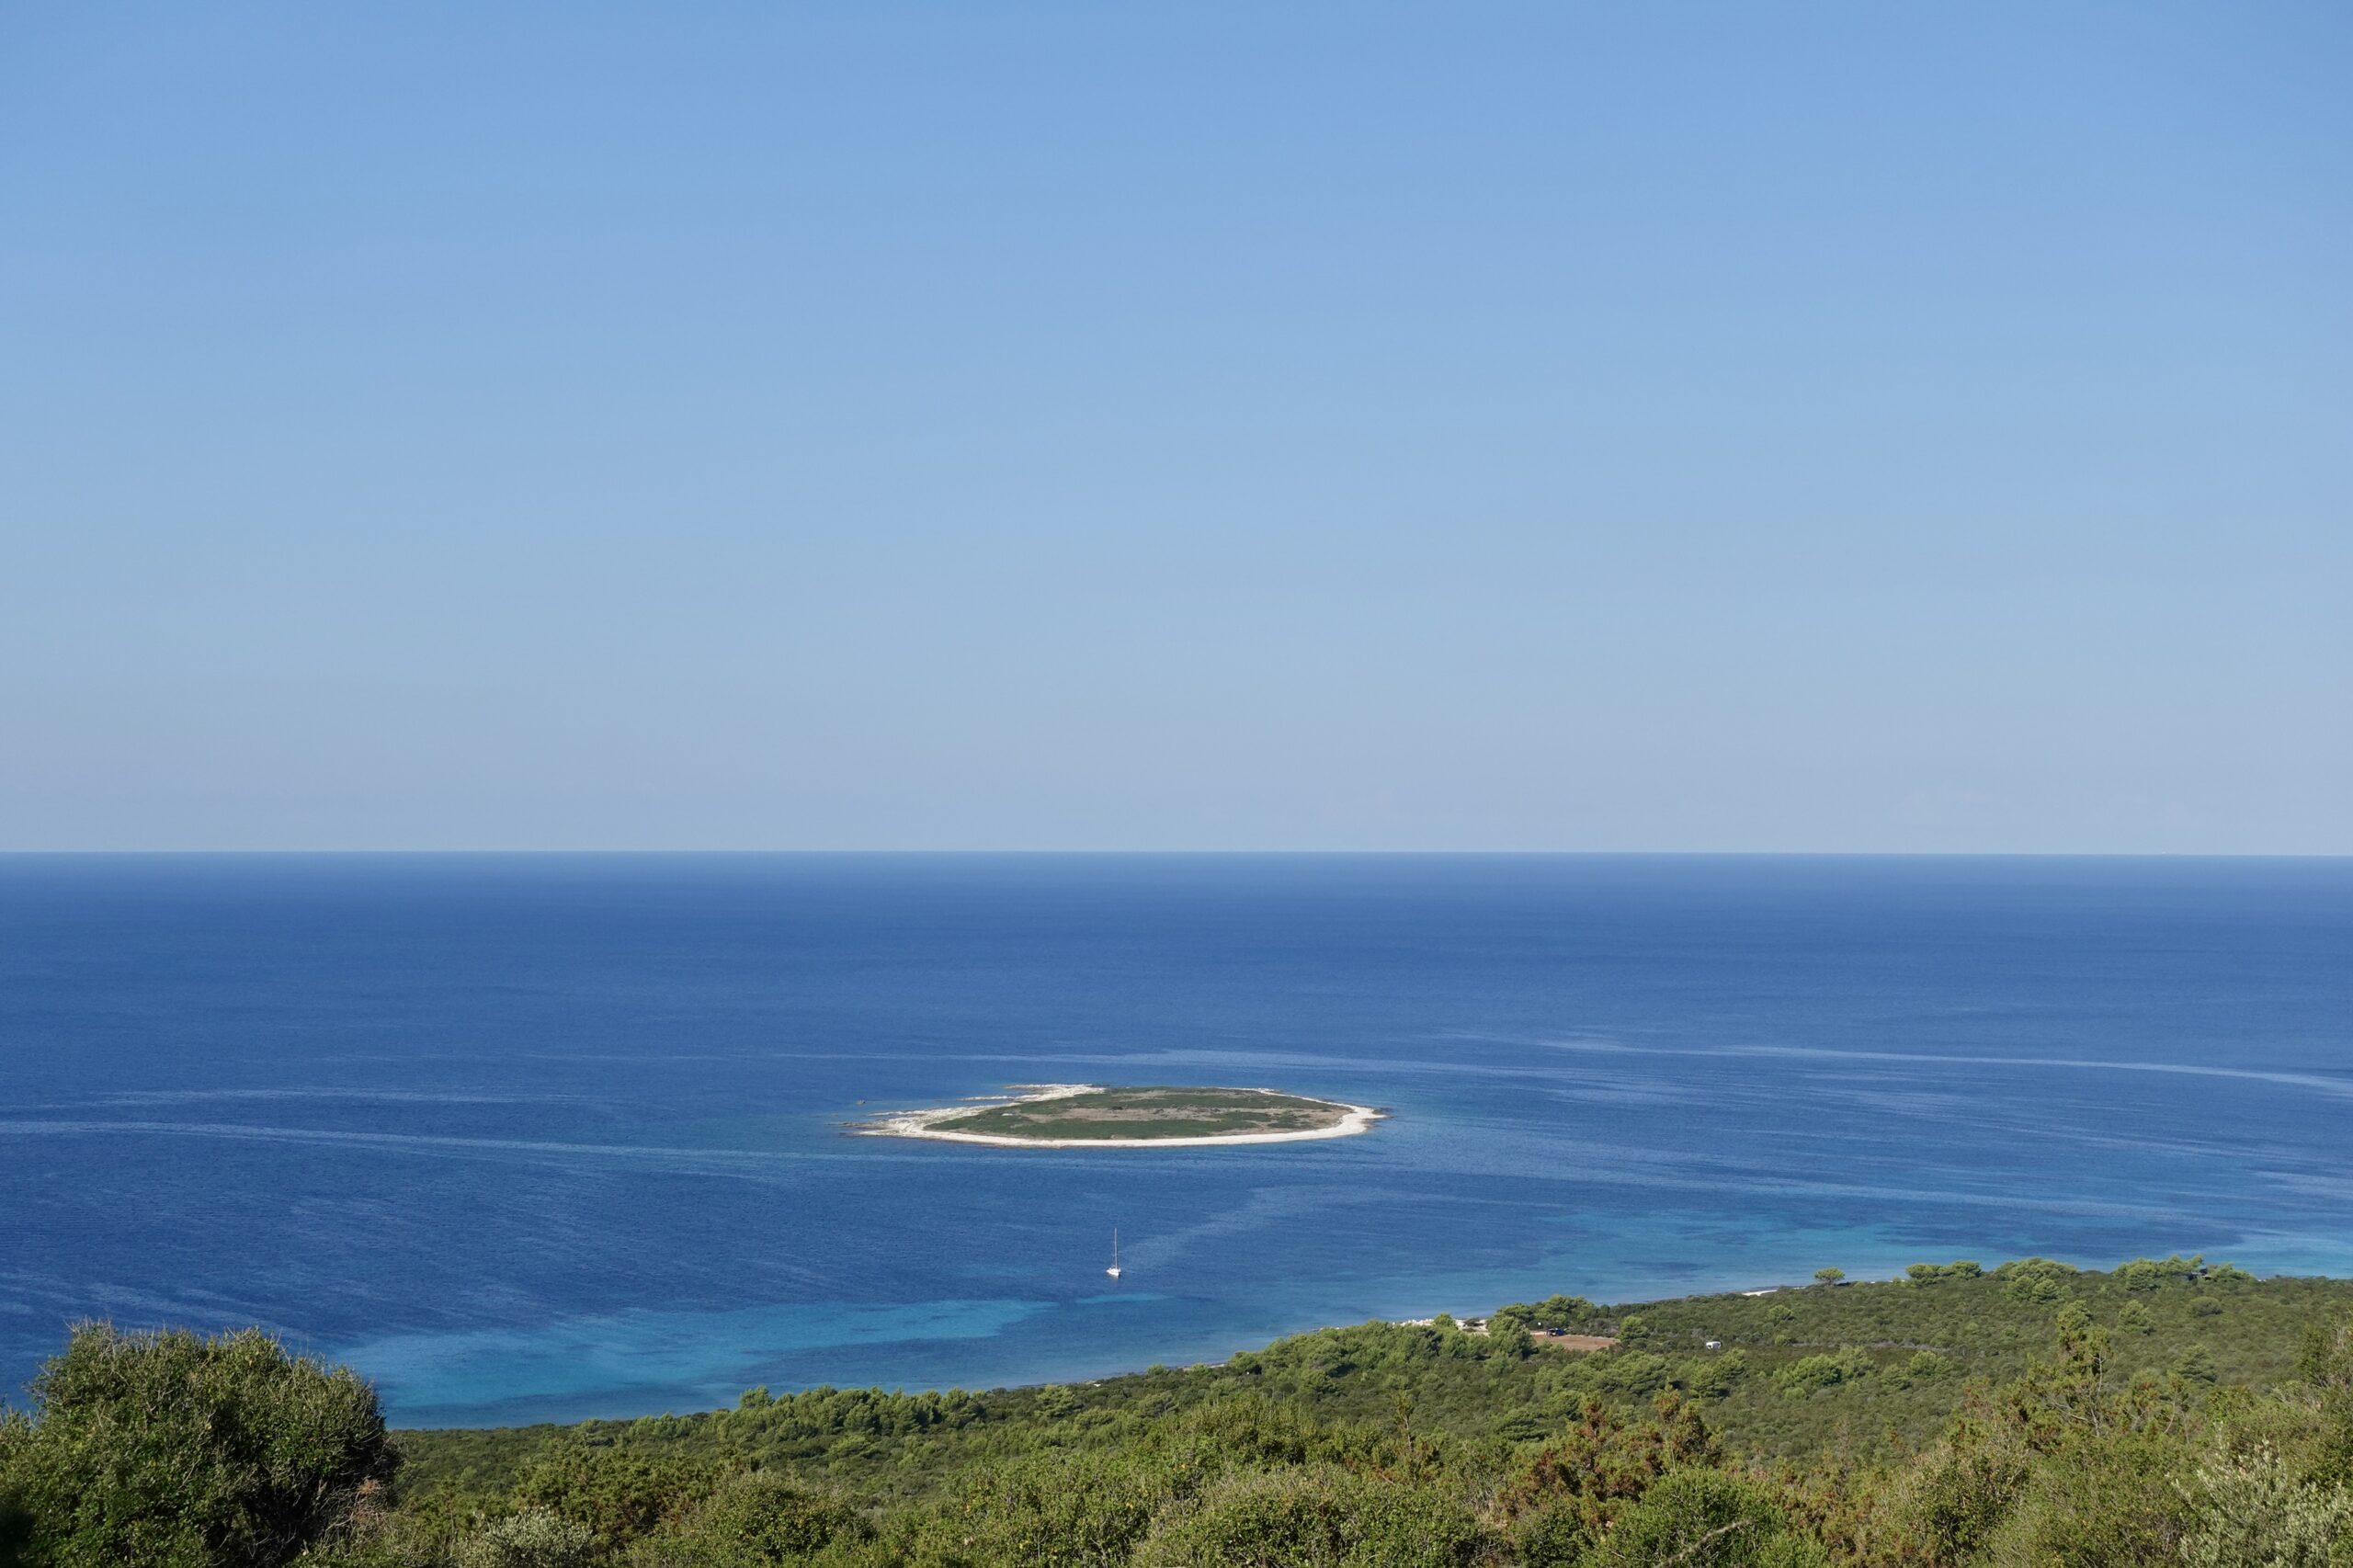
xmin=1106 ymin=1229 xmax=1122 ymax=1279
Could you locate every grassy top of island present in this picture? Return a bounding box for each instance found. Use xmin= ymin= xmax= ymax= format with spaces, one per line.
xmin=8 ymin=1254 xmax=2350 ymax=1566
xmin=849 ymin=1084 xmax=1382 ymax=1146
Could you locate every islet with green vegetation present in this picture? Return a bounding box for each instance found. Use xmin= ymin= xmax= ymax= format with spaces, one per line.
xmin=851 ymin=1085 xmax=1379 ymax=1145
xmin=936 ymin=1086 xmax=1344 ymax=1140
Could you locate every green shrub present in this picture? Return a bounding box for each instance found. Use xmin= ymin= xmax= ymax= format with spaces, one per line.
xmin=936 ymin=1440 xmax=1176 ymax=1562
xmin=1574 ymin=1469 xmax=1809 ymax=1568
xmin=2298 ymin=1318 xmax=2353 ymax=1487
xmin=1990 ymin=1432 xmax=2200 ymax=1568
xmin=1494 ymin=1297 xmax=1598 ymax=1335
xmin=1995 ymin=1257 xmax=2078 ymax=1304
xmin=511 ymin=1443 xmax=722 ymax=1548
xmin=288 ymin=1508 xmax=455 ymax=1568
xmin=1510 ymin=1499 xmax=1591 ymax=1568
xmin=0 ymin=1415 xmax=33 ymax=1565
xmin=11 ymin=1258 xmax=2353 ymax=1568
xmin=1775 ymin=1351 xmax=1869 ymax=1398
xmin=1135 ymin=1464 xmax=1484 ymax=1568
xmin=1892 ymin=1431 xmax=2029 ymax=1562
xmin=1136 ymin=1466 xmax=1353 ymax=1567
xmin=1904 ymin=1350 xmax=1955 ymax=1382
xmin=1162 ymin=1394 xmax=1315 ymax=1471
xmin=2177 ymin=1441 xmax=2352 ymax=1568
xmin=1596 ymin=1353 xmax=1674 ymax=1401
xmin=636 ymin=1471 xmax=870 ymax=1565
xmin=2114 ymin=1255 xmax=2204 ymax=1293
xmin=1694 ymin=1351 xmax=1747 ymax=1399
xmin=455 ymin=1508 xmax=598 ymax=1568
xmin=1 ymin=1324 xmax=393 ymax=1568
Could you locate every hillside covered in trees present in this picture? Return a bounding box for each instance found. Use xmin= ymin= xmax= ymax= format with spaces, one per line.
xmin=4 ymin=1256 xmax=2349 ymax=1566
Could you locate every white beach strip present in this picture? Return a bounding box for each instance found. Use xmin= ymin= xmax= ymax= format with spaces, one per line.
xmin=847 ymin=1084 xmax=1385 ymax=1148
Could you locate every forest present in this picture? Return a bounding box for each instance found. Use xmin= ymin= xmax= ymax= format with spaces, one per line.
xmin=4 ymin=1256 xmax=2347 ymax=1566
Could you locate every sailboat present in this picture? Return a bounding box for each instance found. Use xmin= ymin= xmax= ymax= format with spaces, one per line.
xmin=1106 ymin=1229 xmax=1122 ymax=1280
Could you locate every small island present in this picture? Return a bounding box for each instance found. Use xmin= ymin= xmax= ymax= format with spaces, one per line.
xmin=848 ymin=1084 xmax=1384 ymax=1148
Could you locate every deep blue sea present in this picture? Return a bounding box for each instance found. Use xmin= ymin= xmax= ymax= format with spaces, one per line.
xmin=2 ymin=855 xmax=2347 ymax=1427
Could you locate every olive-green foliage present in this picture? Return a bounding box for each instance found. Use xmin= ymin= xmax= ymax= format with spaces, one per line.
xmin=2297 ymin=1319 xmax=2353 ymax=1488
xmin=15 ymin=1260 xmax=2353 ymax=1568
xmin=508 ymin=1444 xmax=724 ymax=1548
xmin=630 ymin=1472 xmax=869 ymax=1566
xmin=2176 ymin=1441 xmax=2352 ymax=1568
xmin=926 ymin=1447 xmax=1176 ymax=1568
xmin=1983 ymin=1426 xmax=2198 ymax=1566
xmin=1885 ymin=1420 xmax=2030 ymax=1563
xmin=1132 ymin=1463 xmax=1487 ymax=1568
xmin=290 ymin=1509 xmax=460 ymax=1568
xmin=1694 ymin=1352 xmax=1748 ymax=1401
xmin=1856 ymin=1287 xmax=2353 ymax=1568
xmin=0 ymin=1324 xmax=393 ymax=1568
xmin=1774 ymin=1351 xmax=1870 ymax=1398
xmin=453 ymin=1508 xmax=598 ymax=1568
xmin=1607 ymin=1257 xmax=2337 ymax=1459
xmin=1904 ymin=1350 xmax=1955 ymax=1381
xmin=393 ymin=1260 xmax=2349 ymax=1512
xmin=1510 ymin=1501 xmax=1591 ymax=1568
xmin=2177 ymin=1345 xmax=2221 ymax=1384
xmin=0 ymin=1417 xmax=33 ymax=1565
xmin=1995 ymin=1257 xmax=2079 ymax=1304
xmin=1498 ymin=1394 xmax=1720 ymax=1538
xmin=2113 ymin=1256 xmax=2206 ymax=1293
xmin=1494 ymin=1297 xmax=1602 ymax=1335
xmin=1575 ymin=1470 xmax=1821 ymax=1568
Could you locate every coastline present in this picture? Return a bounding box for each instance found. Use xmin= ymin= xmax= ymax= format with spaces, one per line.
xmin=847 ymin=1082 xmax=1387 ymax=1148
xmin=378 ymin=1253 xmax=2352 ymax=1435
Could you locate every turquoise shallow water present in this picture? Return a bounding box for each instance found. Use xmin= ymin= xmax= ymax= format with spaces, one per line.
xmin=1 ymin=854 xmax=2347 ymax=1426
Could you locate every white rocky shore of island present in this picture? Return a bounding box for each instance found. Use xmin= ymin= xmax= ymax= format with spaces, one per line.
xmin=849 ymin=1083 xmax=1386 ymax=1149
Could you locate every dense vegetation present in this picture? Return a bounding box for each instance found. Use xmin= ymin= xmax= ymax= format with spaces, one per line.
xmin=5 ymin=1256 xmax=2349 ymax=1566
xmin=912 ymin=1086 xmax=1357 ymax=1141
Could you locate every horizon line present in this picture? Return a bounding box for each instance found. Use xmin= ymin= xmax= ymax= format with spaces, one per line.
xmin=1 ymin=847 xmax=2346 ymax=861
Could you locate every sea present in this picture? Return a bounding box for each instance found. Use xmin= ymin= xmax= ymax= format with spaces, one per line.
xmin=1 ymin=854 xmax=2347 ymax=1428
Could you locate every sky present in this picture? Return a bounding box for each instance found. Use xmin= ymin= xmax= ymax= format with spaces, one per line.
xmin=3 ymin=4 xmax=2347 ymax=853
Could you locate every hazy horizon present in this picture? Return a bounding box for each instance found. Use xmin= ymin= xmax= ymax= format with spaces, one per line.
xmin=3 ymin=848 xmax=2346 ymax=862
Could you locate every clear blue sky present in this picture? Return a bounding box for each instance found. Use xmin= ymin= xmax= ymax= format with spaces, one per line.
xmin=4 ymin=4 xmax=2347 ymax=852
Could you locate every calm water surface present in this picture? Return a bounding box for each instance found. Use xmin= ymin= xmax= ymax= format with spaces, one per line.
xmin=1 ymin=854 xmax=2346 ymax=1426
